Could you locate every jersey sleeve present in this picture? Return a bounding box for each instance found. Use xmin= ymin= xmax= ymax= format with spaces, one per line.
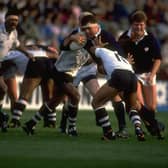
xmin=150 ymin=34 xmax=162 ymax=60
xmin=60 ymin=29 xmax=79 ymax=50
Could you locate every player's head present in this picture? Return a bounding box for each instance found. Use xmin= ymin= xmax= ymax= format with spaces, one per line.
xmin=80 ymin=14 xmax=100 ymax=38
xmin=129 ymin=10 xmax=147 ymax=37
xmin=129 ymin=10 xmax=147 ymax=24
xmin=5 ymin=8 xmax=19 ymax=32
xmin=79 ymin=11 xmax=94 ymax=21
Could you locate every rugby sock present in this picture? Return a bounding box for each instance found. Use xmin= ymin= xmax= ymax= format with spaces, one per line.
xmin=112 ymin=101 xmax=126 ymax=130
xmin=139 ymin=105 xmax=159 ymax=134
xmin=0 ymin=101 xmax=3 ymax=112
xmin=68 ymin=103 xmax=78 ymax=129
xmin=29 ymin=103 xmax=53 ymax=127
xmin=60 ymin=102 xmax=69 ymax=130
xmin=12 ymin=99 xmax=27 ymax=121
xmin=31 ymin=111 xmax=42 ymax=126
xmin=129 ymin=109 xmax=142 ymax=128
xmin=94 ymin=107 xmax=112 ymax=135
xmin=47 ymin=111 xmax=56 ymax=123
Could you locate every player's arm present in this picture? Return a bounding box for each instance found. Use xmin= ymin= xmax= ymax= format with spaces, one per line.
xmin=149 ymin=34 xmax=162 ymax=78
xmin=37 ymin=45 xmax=59 ymax=59
xmin=16 ymin=45 xmax=35 ymax=61
xmin=61 ymin=31 xmax=86 ymax=50
xmin=150 ymin=59 xmax=161 ymax=78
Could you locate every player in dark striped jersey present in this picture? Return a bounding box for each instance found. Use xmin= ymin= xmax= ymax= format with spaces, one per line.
xmin=60 ymin=12 xmax=129 ymax=138
xmin=118 ymin=10 xmax=164 ymax=139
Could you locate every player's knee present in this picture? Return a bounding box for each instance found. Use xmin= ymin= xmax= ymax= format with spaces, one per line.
xmin=92 ymin=98 xmax=98 ymax=109
xmin=147 ymin=105 xmax=156 ymax=111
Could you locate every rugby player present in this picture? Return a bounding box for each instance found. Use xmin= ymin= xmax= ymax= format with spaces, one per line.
xmin=118 ymin=10 xmax=164 ymax=139
xmin=89 ymin=37 xmax=145 ymax=141
xmin=59 ymin=12 xmax=128 ymax=138
xmin=0 ymin=9 xmax=33 ymax=132
xmin=8 ymin=44 xmax=58 ymax=128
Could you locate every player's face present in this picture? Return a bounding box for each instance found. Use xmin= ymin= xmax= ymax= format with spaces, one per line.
xmin=131 ymin=21 xmax=146 ymax=38
xmin=81 ymin=24 xmax=99 ymax=39
xmin=5 ymin=15 xmax=19 ymax=32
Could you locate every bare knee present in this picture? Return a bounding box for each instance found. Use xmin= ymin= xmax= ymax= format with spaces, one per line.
xmin=146 ymin=104 xmax=156 ymax=111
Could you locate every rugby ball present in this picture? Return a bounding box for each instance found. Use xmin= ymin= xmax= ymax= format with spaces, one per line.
xmin=69 ymin=32 xmax=86 ymax=50
xmin=70 ymin=41 xmax=85 ymax=50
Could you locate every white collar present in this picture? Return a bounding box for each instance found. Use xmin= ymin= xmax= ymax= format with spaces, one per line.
xmin=127 ymin=28 xmax=148 ymax=44
xmin=94 ymin=25 xmax=101 ymax=37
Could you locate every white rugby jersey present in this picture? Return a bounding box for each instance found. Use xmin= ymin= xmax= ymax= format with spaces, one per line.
xmin=55 ymin=48 xmax=90 ymax=76
xmin=0 ymin=23 xmax=20 ymax=61
xmin=95 ymin=48 xmax=134 ymax=79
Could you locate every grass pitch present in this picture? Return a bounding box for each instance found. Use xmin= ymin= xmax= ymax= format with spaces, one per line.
xmin=0 ymin=110 xmax=167 ymax=168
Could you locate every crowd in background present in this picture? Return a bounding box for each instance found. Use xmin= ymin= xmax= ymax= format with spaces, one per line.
xmin=0 ymin=0 xmax=168 ymax=79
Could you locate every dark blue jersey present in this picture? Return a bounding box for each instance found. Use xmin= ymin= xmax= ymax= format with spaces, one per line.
xmin=85 ymin=29 xmax=124 ymax=55
xmin=60 ymin=29 xmax=79 ymax=51
xmin=84 ymin=29 xmax=125 ymax=64
xmin=118 ymin=31 xmax=162 ymax=74
xmin=60 ymin=28 xmax=124 ymax=64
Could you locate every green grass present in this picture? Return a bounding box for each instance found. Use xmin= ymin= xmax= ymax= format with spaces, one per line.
xmin=0 ymin=110 xmax=168 ymax=168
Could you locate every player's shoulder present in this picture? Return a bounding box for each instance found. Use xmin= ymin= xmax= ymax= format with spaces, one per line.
xmin=145 ymin=31 xmax=157 ymax=40
xmin=118 ymin=30 xmax=129 ymax=39
xmin=70 ymin=28 xmax=80 ymax=35
xmin=100 ymin=29 xmax=114 ymax=38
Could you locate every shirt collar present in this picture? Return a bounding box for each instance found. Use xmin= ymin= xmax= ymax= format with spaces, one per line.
xmin=94 ymin=25 xmax=101 ymax=37
xmin=127 ymin=28 xmax=148 ymax=43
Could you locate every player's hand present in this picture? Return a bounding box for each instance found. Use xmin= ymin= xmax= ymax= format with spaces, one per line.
xmin=26 ymin=53 xmax=36 ymax=62
xmin=146 ymin=73 xmax=154 ymax=85
xmin=93 ymin=36 xmax=109 ymax=47
xmin=71 ymin=33 xmax=86 ymax=45
xmin=127 ymin=53 xmax=135 ymax=65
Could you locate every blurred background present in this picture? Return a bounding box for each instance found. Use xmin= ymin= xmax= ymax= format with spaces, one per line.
xmin=1 ymin=0 xmax=168 ymax=110
xmin=1 ymin=0 xmax=168 ymax=79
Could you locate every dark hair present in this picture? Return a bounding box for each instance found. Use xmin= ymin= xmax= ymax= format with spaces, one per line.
xmin=80 ymin=14 xmax=97 ymax=26
xmin=5 ymin=8 xmax=20 ymax=18
xmin=129 ymin=10 xmax=147 ymax=24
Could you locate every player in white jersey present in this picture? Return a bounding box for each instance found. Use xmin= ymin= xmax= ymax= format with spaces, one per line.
xmin=59 ymin=12 xmax=128 ymax=138
xmin=8 ymin=44 xmax=58 ymax=128
xmin=88 ymin=39 xmax=145 ymax=141
xmin=22 ymin=35 xmax=91 ymax=136
xmin=0 ymin=9 xmax=33 ymax=132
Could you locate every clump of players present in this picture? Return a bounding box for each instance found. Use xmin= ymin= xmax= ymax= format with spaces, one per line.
xmin=0 ymin=9 xmax=165 ymax=141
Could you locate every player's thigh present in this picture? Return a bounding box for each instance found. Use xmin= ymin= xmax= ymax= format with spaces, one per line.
xmin=5 ymin=77 xmax=18 ymax=101
xmin=142 ymin=84 xmax=157 ymax=110
xmin=20 ymin=77 xmax=42 ymax=100
xmin=92 ymin=82 xmax=118 ymax=108
xmin=124 ymin=92 xmax=138 ymax=111
xmin=63 ymin=82 xmax=80 ymax=105
xmin=41 ymin=78 xmax=55 ymax=101
xmin=84 ymin=78 xmax=100 ymax=97
xmin=136 ymin=82 xmax=144 ymax=105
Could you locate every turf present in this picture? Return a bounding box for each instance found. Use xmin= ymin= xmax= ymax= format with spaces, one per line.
xmin=0 ymin=110 xmax=168 ymax=168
